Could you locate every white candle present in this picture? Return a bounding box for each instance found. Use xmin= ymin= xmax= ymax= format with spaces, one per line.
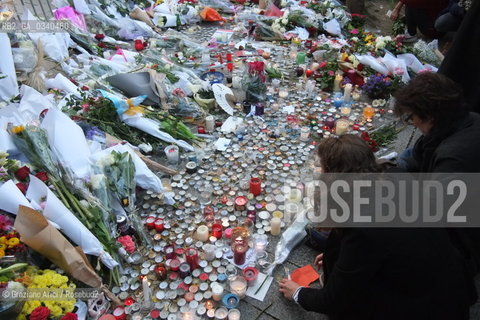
xmin=278 ymin=89 xmax=289 ymax=99
xmin=228 ymin=309 xmax=241 ymax=320
xmin=212 ymin=283 xmax=224 ymax=301
xmin=142 ymin=277 xmax=152 ymax=309
xmin=229 ymin=277 xmax=247 ymax=298
xmin=270 ymin=217 xmax=281 ymax=236
xmin=203 ymin=244 xmax=216 ymax=261
xmin=196 ymin=225 xmax=209 ymax=242
xmin=299 ymin=127 xmax=310 ymax=142
xmin=289 ymin=189 xmax=303 ymax=203
xmin=343 ymin=83 xmax=353 ymax=103
xmin=335 ymin=119 xmax=349 ymax=135
xmin=164 ymin=145 xmax=179 ymax=164
xmin=205 ymin=115 xmax=215 ymax=133
xmin=215 ymin=307 xmax=228 ymax=320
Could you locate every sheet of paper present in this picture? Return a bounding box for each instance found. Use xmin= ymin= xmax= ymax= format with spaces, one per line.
xmin=220 ymin=116 xmax=243 ymax=133
xmin=246 ymin=272 xmax=273 ymax=302
xmin=212 ymin=83 xmax=235 ymax=115
xmin=214 ymin=137 xmax=231 ymax=151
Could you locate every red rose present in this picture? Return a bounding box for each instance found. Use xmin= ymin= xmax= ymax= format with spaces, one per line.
xmin=95 ymin=34 xmax=105 ymax=40
xmin=81 ymin=86 xmax=89 ymax=91
xmin=319 ymin=61 xmax=327 ymax=68
xmin=61 ymin=312 xmax=78 ymax=320
xmin=35 ymin=172 xmax=49 ymax=182
xmin=97 ymin=42 xmax=107 ymax=49
xmin=14 ymin=166 xmax=30 ymax=181
xmin=134 ymin=39 xmax=145 ymax=51
xmin=30 ymin=306 xmax=50 ymax=320
xmin=16 ymin=182 xmax=28 ymax=194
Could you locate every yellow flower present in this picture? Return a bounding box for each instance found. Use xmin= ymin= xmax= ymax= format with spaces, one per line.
xmin=11 ymin=125 xmax=25 ymax=134
xmin=0 ymin=236 xmax=6 ymax=243
xmin=50 ymin=305 xmax=63 ymax=317
xmin=7 ymin=237 xmax=19 ymax=246
xmin=0 ymin=248 xmax=5 ymax=257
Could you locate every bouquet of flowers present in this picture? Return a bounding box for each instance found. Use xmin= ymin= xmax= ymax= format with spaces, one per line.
xmin=100 ymin=151 xmax=135 ymax=209
xmin=0 ymin=215 xmax=26 ymax=258
xmin=243 ymin=61 xmax=268 ymax=103
xmin=18 ymin=269 xmax=76 ymax=320
xmin=314 ymin=60 xmax=339 ymax=90
xmin=361 ymin=73 xmax=402 ymax=99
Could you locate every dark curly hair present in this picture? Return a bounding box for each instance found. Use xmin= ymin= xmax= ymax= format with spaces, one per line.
xmin=393 ymin=72 xmax=468 ymax=131
xmin=317 ymin=135 xmax=381 ymax=173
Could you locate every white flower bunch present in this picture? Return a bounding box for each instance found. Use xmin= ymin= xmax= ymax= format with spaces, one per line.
xmin=91 ymin=174 xmax=106 ymax=190
xmin=97 ymin=153 xmax=115 ymax=168
xmin=375 ymin=36 xmax=392 ymax=50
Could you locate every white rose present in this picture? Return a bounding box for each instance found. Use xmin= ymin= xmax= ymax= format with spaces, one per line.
xmin=91 ymin=174 xmax=105 ymax=189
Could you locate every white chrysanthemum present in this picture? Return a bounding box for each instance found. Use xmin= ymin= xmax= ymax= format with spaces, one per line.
xmin=91 ymin=174 xmax=105 ymax=189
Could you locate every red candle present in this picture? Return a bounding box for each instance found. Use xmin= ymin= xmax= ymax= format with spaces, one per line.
xmin=198 ymin=126 xmax=206 ymax=134
xmin=164 ymin=244 xmax=176 ymax=259
xmin=249 ymin=178 xmax=262 ymax=196
xmin=243 ymin=267 xmax=259 ymax=283
xmin=234 ymin=196 xmax=248 ymax=211
xmin=352 ymin=123 xmax=360 ymax=131
xmin=170 ymin=258 xmax=181 ymax=271
xmin=154 ymin=218 xmax=164 ymax=232
xmin=212 ymin=222 xmax=223 ymax=239
xmin=226 ymin=53 xmax=232 ymax=62
xmin=150 ymin=310 xmax=160 ymax=319
xmin=113 ymin=306 xmax=127 ymax=320
xmin=146 ymin=216 xmax=156 ymax=230
xmin=233 ymin=243 xmax=247 ymax=265
xmin=186 ymin=248 xmax=199 ymax=270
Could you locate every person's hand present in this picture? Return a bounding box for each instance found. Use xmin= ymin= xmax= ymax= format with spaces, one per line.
xmin=279 ymin=279 xmax=300 ymax=300
xmin=390 ymin=9 xmax=400 ymax=21
xmin=314 ymin=253 xmax=324 ymax=270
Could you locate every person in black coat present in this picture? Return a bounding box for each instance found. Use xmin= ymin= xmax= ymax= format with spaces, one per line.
xmin=439 ymin=0 xmax=480 ymax=113
xmin=279 ymin=135 xmax=474 ymax=320
xmin=394 ymin=71 xmax=480 ymax=298
xmin=435 ymin=0 xmax=468 ymax=32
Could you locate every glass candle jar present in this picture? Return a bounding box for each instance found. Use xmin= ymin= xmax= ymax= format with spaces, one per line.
xmin=249 ymin=178 xmax=262 ymax=196
xmin=212 ymin=222 xmax=223 ymax=239
xmin=233 ymin=243 xmax=247 ymax=265
xmin=335 ymin=119 xmax=349 ymax=135
xmin=164 ymin=244 xmax=176 ymax=260
xmin=154 ymin=218 xmax=164 ymax=232
xmin=229 ymin=275 xmax=247 ymax=298
xmin=363 ymin=106 xmax=375 ymax=120
xmin=203 ymin=244 xmax=216 ymax=261
xmin=186 ymin=248 xmax=199 ymax=270
xmin=299 ymin=127 xmax=310 ymax=141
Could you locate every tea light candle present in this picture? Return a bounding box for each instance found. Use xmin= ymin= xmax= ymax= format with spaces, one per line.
xmin=222 ymin=293 xmax=240 ymax=309
xmin=229 ymin=276 xmax=247 ymax=298
xmin=233 ymin=243 xmax=247 ymax=265
xmin=145 ymin=216 xmax=156 ymax=230
xmin=270 ymin=217 xmax=281 ymax=236
xmin=197 ymin=225 xmax=209 ymax=242
xmin=205 ymin=299 xmax=215 ymax=310
xmin=205 ymin=116 xmax=215 ymax=133
xmin=170 ymin=258 xmax=181 ymax=272
xmin=203 ymin=244 xmax=216 ymax=261
xmin=228 ymin=309 xmax=241 ymax=320
xmin=164 ymin=145 xmax=179 ymax=164
xmin=278 ymin=89 xmax=289 ymax=99
xmin=335 ymin=119 xmax=349 ymax=135
xmin=183 ymin=310 xmax=195 ymax=320
xmin=249 ymin=177 xmax=262 ymax=196
xmin=363 ymin=106 xmax=375 ymax=119
xmin=299 ymin=127 xmax=310 ymax=141
xmin=179 ymin=262 xmax=191 ymax=278
xmin=212 ymin=283 xmax=224 ymax=301
xmin=234 ymin=196 xmax=248 ymax=211
xmin=198 ymin=126 xmax=206 ymax=134
xmin=215 ymin=307 xmax=228 ymax=320
xmin=340 ymin=105 xmax=351 ymax=115
xmin=343 ymin=83 xmax=353 ymax=103
xmin=165 ymin=244 xmax=176 ymax=260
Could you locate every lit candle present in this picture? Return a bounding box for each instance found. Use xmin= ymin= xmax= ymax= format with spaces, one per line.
xmin=234 ymin=196 xmax=248 ymax=211
xmin=363 ymin=106 xmax=375 ymax=120
xmin=311 ymin=62 xmax=320 ymax=71
xmin=233 ymin=243 xmax=247 ymax=265
xmin=205 ymin=115 xmax=215 ymax=133
xmin=154 ymin=263 xmax=167 ymax=280
xmin=335 ymin=119 xmax=349 ymax=135
xmin=343 ymin=83 xmax=353 ymax=103
xmin=249 ymin=178 xmax=262 ymax=196
xmin=145 ymin=216 xmax=155 ymax=230
xmin=278 ymin=89 xmax=289 ymax=99
xmin=299 ymin=127 xmax=310 ymax=141
xmin=212 ymin=283 xmax=224 ymax=301
xmin=215 ymin=307 xmax=228 ymax=320
xmin=164 ymin=145 xmax=179 ymax=164
xmin=196 ymin=225 xmax=209 ymax=242
xmin=205 ymin=299 xmax=215 ymax=310
xmin=113 ymin=306 xmax=127 ymax=320
xmin=227 ymin=309 xmax=241 ymax=320
xmin=183 ymin=310 xmax=195 ymax=320
xmin=333 ymin=73 xmax=343 ymax=92
xmin=164 ymin=244 xmax=176 ymax=259
xmin=229 ymin=276 xmax=247 ymax=298
xmin=254 ymin=234 xmax=268 ymax=254
xmin=142 ymin=277 xmax=152 ymax=309
xmin=203 ymin=244 xmax=216 ymax=261
xmin=340 ymin=105 xmax=351 ymax=116
xmin=270 ymin=217 xmax=281 ymax=236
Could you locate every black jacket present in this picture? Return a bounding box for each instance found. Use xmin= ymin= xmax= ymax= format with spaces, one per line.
xmin=439 ymin=0 xmax=480 ymax=113
xmin=297 ymin=228 xmax=472 ymax=320
xmin=406 ymin=112 xmax=480 ymax=173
